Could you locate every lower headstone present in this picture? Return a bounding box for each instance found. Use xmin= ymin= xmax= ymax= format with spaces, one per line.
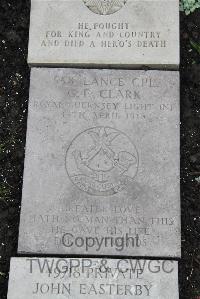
xmin=7 ymin=258 xmax=179 ymax=299
xmin=18 ymin=68 xmax=180 ymax=257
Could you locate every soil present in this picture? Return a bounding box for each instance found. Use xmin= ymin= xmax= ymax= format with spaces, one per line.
xmin=0 ymin=1 xmax=200 ymax=298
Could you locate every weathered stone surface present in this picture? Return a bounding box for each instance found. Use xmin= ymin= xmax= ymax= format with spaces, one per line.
xmin=28 ymin=0 xmax=179 ymax=68
xmin=18 ymin=68 xmax=180 ymax=256
xmin=7 ymin=258 xmax=179 ymax=299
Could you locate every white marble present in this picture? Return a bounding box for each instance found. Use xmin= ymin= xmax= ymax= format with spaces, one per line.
xmin=7 ymin=258 xmax=179 ymax=299
xmin=28 ymin=0 xmax=179 ymax=68
xmin=18 ymin=68 xmax=180 ymax=256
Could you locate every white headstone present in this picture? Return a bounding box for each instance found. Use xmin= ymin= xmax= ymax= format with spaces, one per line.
xmin=18 ymin=68 xmax=180 ymax=257
xmin=7 ymin=258 xmax=179 ymax=299
xmin=28 ymin=0 xmax=179 ymax=68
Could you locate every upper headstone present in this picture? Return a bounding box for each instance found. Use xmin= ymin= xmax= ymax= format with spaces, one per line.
xmin=7 ymin=258 xmax=179 ymax=299
xmin=18 ymin=68 xmax=180 ymax=257
xmin=28 ymin=0 xmax=179 ymax=68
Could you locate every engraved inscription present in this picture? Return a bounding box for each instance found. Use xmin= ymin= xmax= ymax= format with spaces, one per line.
xmin=83 ymin=0 xmax=127 ymax=15
xmin=66 ymin=126 xmax=138 ymax=196
xmin=7 ymin=258 xmax=178 ymax=299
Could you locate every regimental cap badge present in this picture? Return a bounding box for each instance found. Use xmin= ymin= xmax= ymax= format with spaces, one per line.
xmin=83 ymin=0 xmax=127 ymax=15
xmin=66 ymin=126 xmax=139 ymax=196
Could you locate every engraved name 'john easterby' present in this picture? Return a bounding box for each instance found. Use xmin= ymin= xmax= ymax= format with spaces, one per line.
xmin=27 ymin=258 xmax=175 ymax=296
xmin=32 ymin=282 xmax=152 ymax=296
